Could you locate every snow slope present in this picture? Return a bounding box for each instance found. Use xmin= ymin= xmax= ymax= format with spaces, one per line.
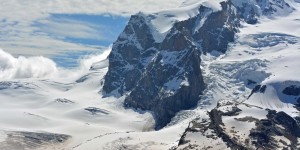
xmin=138 ymin=0 xmax=223 ymax=42
xmin=0 ymin=48 xmax=197 ymax=149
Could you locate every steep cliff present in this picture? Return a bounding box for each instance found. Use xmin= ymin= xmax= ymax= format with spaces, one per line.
xmin=102 ymin=0 xmax=296 ymax=130
xmin=103 ymin=1 xmax=239 ymax=129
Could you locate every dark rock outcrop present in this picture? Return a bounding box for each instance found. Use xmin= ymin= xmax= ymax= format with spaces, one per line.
xmin=282 ymin=85 xmax=300 ymax=96
xmin=84 ymin=107 xmax=109 ymax=115
xmin=177 ymin=106 xmax=247 ymax=150
xmin=55 ymin=98 xmax=74 ymax=104
xmin=102 ymin=14 xmax=157 ymax=96
xmin=178 ymin=105 xmax=300 ymax=149
xmin=248 ymin=84 xmax=267 ymax=99
xmin=208 ymin=109 xmax=247 ymax=150
xmin=0 ymin=131 xmax=70 ymax=150
xmin=296 ymin=98 xmax=300 ymax=110
xmin=191 ymin=2 xmax=239 ymax=53
xmin=250 ymin=110 xmax=300 ymax=149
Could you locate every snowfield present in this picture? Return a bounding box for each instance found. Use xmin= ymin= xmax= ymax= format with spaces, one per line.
xmin=0 ymin=48 xmax=192 ymax=149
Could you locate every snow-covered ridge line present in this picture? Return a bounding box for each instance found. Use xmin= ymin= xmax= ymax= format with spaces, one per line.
xmin=135 ymin=0 xmax=223 ymax=42
xmin=134 ymin=0 xmax=296 ymax=43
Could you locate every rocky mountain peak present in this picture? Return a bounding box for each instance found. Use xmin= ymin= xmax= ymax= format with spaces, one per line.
xmin=102 ymin=0 xmax=296 ymax=129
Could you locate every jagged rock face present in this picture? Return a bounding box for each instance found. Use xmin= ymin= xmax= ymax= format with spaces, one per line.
xmin=177 ymin=103 xmax=300 ymax=150
xmin=231 ymin=0 xmax=294 ymax=24
xmin=124 ymin=2 xmax=242 ymax=129
xmin=161 ymin=2 xmax=239 ymax=54
xmin=123 ymin=20 xmax=206 ymax=129
xmin=247 ymin=84 xmax=267 ymax=98
xmin=250 ymin=110 xmax=300 ymax=149
xmin=103 ymin=14 xmax=157 ymax=96
xmin=103 ymin=1 xmax=242 ymax=129
xmin=125 ymin=47 xmax=204 ymax=129
xmin=193 ymin=2 xmax=239 ymax=53
xmin=282 ymin=85 xmax=300 ymax=96
xmin=102 ymin=0 xmax=295 ymax=129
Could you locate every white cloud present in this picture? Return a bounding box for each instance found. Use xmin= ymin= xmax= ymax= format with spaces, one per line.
xmin=1 ymin=0 xmax=185 ymax=21
xmin=0 ymin=0 xmax=185 ymax=56
xmin=0 ymin=48 xmax=58 ymax=79
xmin=37 ymin=17 xmax=107 ymax=40
xmin=0 ymin=15 xmax=101 ymax=56
xmin=0 ymin=36 xmax=102 ymax=56
xmin=0 ymin=47 xmax=111 ymax=80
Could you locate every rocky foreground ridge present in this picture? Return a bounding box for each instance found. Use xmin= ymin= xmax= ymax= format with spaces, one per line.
xmin=177 ymin=84 xmax=300 ymax=149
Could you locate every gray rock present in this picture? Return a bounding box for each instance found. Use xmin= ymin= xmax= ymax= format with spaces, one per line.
xmin=0 ymin=131 xmax=70 ymax=150
xmin=178 ymin=105 xmax=300 ymax=149
xmin=102 ymin=13 xmax=157 ymax=96
xmin=231 ymin=0 xmax=294 ymax=24
xmin=124 ymin=47 xmax=205 ymax=129
xmin=248 ymin=84 xmax=267 ymax=99
xmin=84 ymin=107 xmax=109 ymax=115
xmin=250 ymin=110 xmax=300 ymax=149
xmin=55 ymin=98 xmax=74 ymax=104
xmin=282 ymin=85 xmax=300 ymax=96
xmin=193 ymin=2 xmax=239 ymax=53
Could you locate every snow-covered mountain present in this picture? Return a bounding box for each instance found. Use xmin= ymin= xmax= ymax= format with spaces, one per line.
xmin=103 ymin=0 xmax=300 ymax=149
xmin=0 ymin=0 xmax=299 ymax=149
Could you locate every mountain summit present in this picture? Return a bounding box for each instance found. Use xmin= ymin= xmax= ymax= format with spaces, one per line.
xmin=103 ymin=0 xmax=296 ymax=127
xmin=102 ymin=0 xmax=300 ymax=149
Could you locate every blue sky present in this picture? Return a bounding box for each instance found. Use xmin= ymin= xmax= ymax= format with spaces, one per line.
xmin=36 ymin=14 xmax=128 ymax=47
xmin=2 ymin=13 xmax=129 ymax=68
xmin=36 ymin=14 xmax=128 ymax=68
xmin=0 ymin=0 xmax=184 ymax=68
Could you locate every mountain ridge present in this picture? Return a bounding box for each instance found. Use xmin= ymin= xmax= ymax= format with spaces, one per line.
xmin=102 ymin=0 xmax=297 ymax=129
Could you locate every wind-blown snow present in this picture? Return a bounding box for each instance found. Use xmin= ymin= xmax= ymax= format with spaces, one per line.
xmin=144 ymin=0 xmax=223 ymax=42
xmin=0 ymin=48 xmax=111 ymax=82
xmin=181 ymin=0 xmax=223 ymax=9
xmin=0 ymin=49 xmax=58 ymax=79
